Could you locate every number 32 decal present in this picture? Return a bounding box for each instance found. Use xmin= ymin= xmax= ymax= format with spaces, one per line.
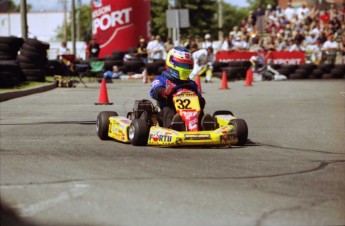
xmin=175 ymin=99 xmax=191 ymax=109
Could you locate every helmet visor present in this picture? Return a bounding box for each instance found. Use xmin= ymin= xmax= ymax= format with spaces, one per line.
xmin=169 ymin=56 xmax=193 ymax=69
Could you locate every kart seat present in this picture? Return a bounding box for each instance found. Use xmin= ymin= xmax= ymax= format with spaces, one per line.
xmin=201 ymin=114 xmax=216 ymax=131
xmin=170 ymin=114 xmax=186 ymax=131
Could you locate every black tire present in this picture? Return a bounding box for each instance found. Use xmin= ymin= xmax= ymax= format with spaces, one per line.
xmin=19 ymin=49 xmax=46 ymax=58
xmin=22 ymin=69 xmax=46 ymax=82
xmin=128 ymin=119 xmax=150 ymax=146
xmin=297 ymin=64 xmax=317 ymax=72
xmin=24 ymin=38 xmax=50 ymax=50
xmin=21 ymin=43 xmax=47 ymax=53
xmin=294 ymin=68 xmax=308 ymax=76
xmin=322 ymin=73 xmax=334 ymax=79
xmin=96 ymin=111 xmax=118 ymax=140
xmin=228 ymin=61 xmax=243 ymax=67
xmin=123 ymin=61 xmax=144 ymax=73
xmin=333 ymin=64 xmax=345 ymax=71
xmin=229 ymin=119 xmax=248 ymax=146
xmin=213 ymin=110 xmax=234 ymax=117
xmin=289 ymin=73 xmax=306 ymax=79
xmin=212 ymin=61 xmax=229 ymax=72
xmin=318 ymin=64 xmax=333 ymax=73
xmin=223 ymin=66 xmax=246 ymax=80
xmin=330 ymin=68 xmax=344 ymax=78
xmin=111 ymin=50 xmax=125 ymax=60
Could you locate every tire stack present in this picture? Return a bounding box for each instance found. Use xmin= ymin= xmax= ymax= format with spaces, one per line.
xmin=17 ymin=38 xmax=50 ymax=82
xmin=289 ymin=64 xmax=317 ymax=79
xmin=212 ymin=61 xmax=229 ymax=79
xmin=145 ymin=59 xmax=165 ymax=75
xmin=222 ymin=61 xmax=250 ymax=80
xmin=0 ymin=36 xmax=24 ymax=88
xmin=320 ymin=64 xmax=344 ymax=79
xmin=123 ymin=54 xmax=145 ymax=74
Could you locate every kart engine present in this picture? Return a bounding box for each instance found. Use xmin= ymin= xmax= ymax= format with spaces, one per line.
xmin=132 ymin=99 xmax=155 ymax=119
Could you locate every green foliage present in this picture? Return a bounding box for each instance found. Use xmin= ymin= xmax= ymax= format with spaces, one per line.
xmin=55 ymin=5 xmax=92 ymax=42
xmin=5 ymin=0 xmax=32 ymax=12
xmin=222 ymin=4 xmax=250 ymax=36
xmin=151 ymin=0 xmax=218 ymax=40
xmin=246 ymin=0 xmax=278 ymax=10
xmin=78 ymin=5 xmax=92 ymax=41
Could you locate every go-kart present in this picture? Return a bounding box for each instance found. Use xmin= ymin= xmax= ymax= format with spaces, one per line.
xmin=96 ymin=85 xmax=248 ymax=147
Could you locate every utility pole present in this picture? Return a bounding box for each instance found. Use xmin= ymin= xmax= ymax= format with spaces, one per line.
xmin=63 ymin=0 xmax=67 ymax=41
xmin=20 ymin=0 xmax=28 ymax=39
xmin=71 ymin=0 xmax=76 ymax=55
xmin=76 ymin=0 xmax=81 ymax=41
xmin=217 ymin=0 xmax=223 ymax=41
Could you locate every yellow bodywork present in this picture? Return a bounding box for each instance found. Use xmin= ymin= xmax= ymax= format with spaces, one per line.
xmin=147 ymin=124 xmax=238 ymax=146
xmin=107 ymin=115 xmax=240 ymax=146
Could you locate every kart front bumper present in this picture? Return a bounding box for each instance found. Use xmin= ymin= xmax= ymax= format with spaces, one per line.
xmin=147 ymin=125 xmax=238 ymax=146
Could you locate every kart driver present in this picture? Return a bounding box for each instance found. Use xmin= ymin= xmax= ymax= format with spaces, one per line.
xmin=150 ymin=46 xmax=213 ymax=130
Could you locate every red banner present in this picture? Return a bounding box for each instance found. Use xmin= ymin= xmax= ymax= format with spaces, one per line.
xmin=92 ymin=0 xmax=151 ymax=57
xmin=216 ymin=51 xmax=305 ymax=64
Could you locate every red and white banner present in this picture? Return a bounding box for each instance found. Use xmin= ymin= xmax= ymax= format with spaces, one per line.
xmin=92 ymin=0 xmax=151 ymax=57
xmin=216 ymin=51 xmax=305 ymax=64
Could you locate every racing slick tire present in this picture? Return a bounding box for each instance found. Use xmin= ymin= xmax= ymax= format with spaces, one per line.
xmin=97 ymin=111 xmax=118 ymax=140
xmin=129 ymin=119 xmax=150 ymax=146
xmin=213 ymin=110 xmax=234 ymax=117
xmin=229 ymin=119 xmax=248 ymax=146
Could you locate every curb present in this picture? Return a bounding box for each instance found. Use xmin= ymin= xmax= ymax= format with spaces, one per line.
xmin=0 ymin=83 xmax=56 ymax=102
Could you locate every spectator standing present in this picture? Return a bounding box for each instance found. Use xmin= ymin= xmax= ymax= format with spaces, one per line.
xmin=164 ymin=37 xmax=174 ymax=53
xmin=284 ymin=2 xmax=296 ymax=22
xmin=289 ymin=39 xmax=305 ymax=51
xmin=147 ymin=35 xmax=165 ymax=62
xmin=189 ymin=47 xmax=214 ymax=83
xmin=136 ymin=38 xmax=148 ymax=63
xmin=321 ymin=34 xmax=339 ymax=64
xmin=219 ymin=34 xmax=234 ymax=51
xmin=305 ymin=31 xmax=318 ymax=45
xmin=340 ymin=36 xmax=345 ymax=63
xmin=306 ymin=40 xmax=322 ymax=64
xmin=58 ymin=41 xmax=70 ymax=56
xmin=202 ymin=34 xmax=213 ymax=49
xmin=297 ymin=4 xmax=310 ymax=20
xmin=88 ymin=38 xmax=100 ymax=59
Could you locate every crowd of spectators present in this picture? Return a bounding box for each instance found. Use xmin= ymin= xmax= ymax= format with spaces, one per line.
xmin=136 ymin=2 xmax=345 ymax=65
xmin=210 ymin=2 xmax=344 ymax=64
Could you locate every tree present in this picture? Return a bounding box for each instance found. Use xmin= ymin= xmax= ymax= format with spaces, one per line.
xmin=55 ymin=4 xmax=92 ymax=42
xmin=246 ymin=0 xmax=278 ymax=10
xmin=150 ymin=0 xmax=255 ymax=41
xmin=222 ymin=3 xmax=250 ymax=36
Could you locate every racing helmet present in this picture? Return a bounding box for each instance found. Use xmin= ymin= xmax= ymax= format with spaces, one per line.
xmin=166 ymin=46 xmax=193 ymax=80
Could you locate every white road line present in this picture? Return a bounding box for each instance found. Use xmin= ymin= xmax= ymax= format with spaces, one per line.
xmin=14 ymin=183 xmax=90 ymax=217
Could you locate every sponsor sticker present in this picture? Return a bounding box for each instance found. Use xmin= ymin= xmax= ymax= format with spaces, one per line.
xmin=149 ymin=134 xmax=173 ymax=143
xmin=184 ymin=134 xmax=211 ymax=140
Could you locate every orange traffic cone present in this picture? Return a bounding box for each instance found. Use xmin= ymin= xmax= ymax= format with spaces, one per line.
xmin=95 ymin=78 xmax=113 ymax=105
xmin=245 ymin=68 xmax=253 ymax=86
xmin=219 ymin=70 xmax=229 ymax=90
xmin=195 ymin=74 xmax=203 ymax=93
xmin=142 ymin=69 xmax=148 ymax=84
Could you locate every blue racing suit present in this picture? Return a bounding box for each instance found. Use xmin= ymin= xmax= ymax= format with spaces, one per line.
xmin=150 ymin=71 xmax=205 ymax=127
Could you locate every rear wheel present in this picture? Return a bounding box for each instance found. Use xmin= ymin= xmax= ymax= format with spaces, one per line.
xmin=96 ymin=111 xmax=118 ymax=140
xmin=213 ymin=110 xmax=234 ymax=117
xmin=128 ymin=119 xmax=150 ymax=146
xmin=229 ymin=119 xmax=248 ymax=145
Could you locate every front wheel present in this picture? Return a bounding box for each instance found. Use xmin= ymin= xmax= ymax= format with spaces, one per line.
xmin=96 ymin=111 xmax=118 ymax=140
xmin=229 ymin=119 xmax=248 ymax=146
xmin=128 ymin=119 xmax=150 ymax=146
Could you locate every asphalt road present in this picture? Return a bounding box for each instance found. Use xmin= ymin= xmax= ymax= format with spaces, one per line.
xmin=0 ymin=79 xmax=344 ymax=226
